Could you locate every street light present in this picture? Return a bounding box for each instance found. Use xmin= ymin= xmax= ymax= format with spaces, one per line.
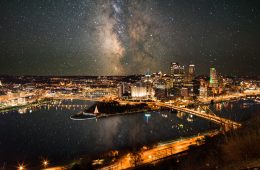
xmin=43 ymin=159 xmax=49 ymax=167
xmin=17 ymin=163 xmax=25 ymax=170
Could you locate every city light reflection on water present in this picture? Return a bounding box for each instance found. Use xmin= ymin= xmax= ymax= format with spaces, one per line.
xmin=210 ymin=99 xmax=259 ymax=122
xmin=0 ymin=99 xmax=258 ymax=168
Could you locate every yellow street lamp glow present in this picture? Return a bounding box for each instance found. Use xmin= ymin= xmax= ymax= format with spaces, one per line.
xmin=17 ymin=164 xmax=25 ymax=170
xmin=43 ymin=159 xmax=49 ymax=167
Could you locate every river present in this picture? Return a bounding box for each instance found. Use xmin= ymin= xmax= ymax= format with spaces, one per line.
xmin=0 ymin=99 xmax=258 ymax=168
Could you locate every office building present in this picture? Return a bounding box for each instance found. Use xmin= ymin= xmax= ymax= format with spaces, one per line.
xmin=209 ymin=68 xmax=218 ymax=88
xmin=131 ymin=82 xmax=155 ymax=99
xmin=170 ymin=62 xmax=185 ymax=87
xmin=187 ymin=64 xmax=195 ymax=82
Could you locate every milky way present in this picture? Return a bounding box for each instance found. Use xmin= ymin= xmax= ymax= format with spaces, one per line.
xmin=0 ymin=0 xmax=259 ymax=75
xmin=93 ymin=0 xmax=163 ymax=75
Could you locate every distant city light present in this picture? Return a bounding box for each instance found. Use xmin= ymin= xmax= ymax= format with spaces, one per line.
xmin=43 ymin=159 xmax=49 ymax=167
xmin=145 ymin=113 xmax=151 ymax=123
xmin=17 ymin=163 xmax=25 ymax=170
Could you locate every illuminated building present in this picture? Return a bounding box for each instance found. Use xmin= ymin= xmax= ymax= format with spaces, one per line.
xmin=142 ymin=71 xmax=152 ymax=83
xmin=131 ymin=86 xmax=147 ymax=98
xmin=199 ymin=79 xmax=208 ymax=98
xmin=199 ymin=86 xmax=208 ymax=98
xmin=131 ymin=82 xmax=155 ymax=99
xmin=209 ymin=68 xmax=218 ymax=88
xmin=170 ymin=62 xmax=185 ymax=87
xmin=85 ymin=88 xmax=118 ymax=98
xmin=165 ymin=77 xmax=173 ymax=89
xmin=117 ymin=83 xmax=126 ymax=98
xmin=183 ymin=80 xmax=200 ymax=98
xmin=187 ymin=64 xmax=195 ymax=82
xmin=153 ymin=79 xmax=168 ymax=99
xmin=181 ymin=64 xmax=198 ymax=98
xmin=153 ymin=79 xmax=166 ymax=90
xmin=180 ymin=87 xmax=189 ymax=98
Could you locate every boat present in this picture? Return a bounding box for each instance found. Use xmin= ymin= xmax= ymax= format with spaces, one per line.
xmin=187 ymin=115 xmax=194 ymax=122
xmin=70 ymin=105 xmax=100 ymax=120
xmin=161 ymin=113 xmax=168 ymax=118
xmin=255 ymin=98 xmax=260 ymax=103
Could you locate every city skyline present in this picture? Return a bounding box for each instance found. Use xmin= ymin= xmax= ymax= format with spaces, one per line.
xmin=0 ymin=1 xmax=259 ymax=167
xmin=0 ymin=0 xmax=259 ymax=76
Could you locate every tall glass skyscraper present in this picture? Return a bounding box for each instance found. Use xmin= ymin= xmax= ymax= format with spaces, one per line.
xmin=209 ymin=68 xmax=218 ymax=88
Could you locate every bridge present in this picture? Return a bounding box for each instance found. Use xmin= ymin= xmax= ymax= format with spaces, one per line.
xmin=152 ymin=102 xmax=241 ymax=131
xmin=49 ymin=96 xmax=104 ymax=102
xmin=47 ymin=95 xmax=242 ymax=130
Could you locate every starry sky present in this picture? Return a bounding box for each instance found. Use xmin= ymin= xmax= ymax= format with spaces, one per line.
xmin=0 ymin=0 xmax=259 ymax=76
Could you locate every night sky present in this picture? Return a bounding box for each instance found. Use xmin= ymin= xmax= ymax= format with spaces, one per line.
xmin=0 ymin=0 xmax=259 ymax=76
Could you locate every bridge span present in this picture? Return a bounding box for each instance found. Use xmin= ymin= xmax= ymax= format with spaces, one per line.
xmin=151 ymin=102 xmax=241 ymax=131
xmin=47 ymin=95 xmax=241 ymax=130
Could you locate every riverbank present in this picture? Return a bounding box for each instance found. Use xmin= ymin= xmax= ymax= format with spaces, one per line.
xmin=137 ymin=108 xmax=260 ymax=170
xmin=183 ymin=113 xmax=260 ymax=169
xmin=84 ymin=101 xmax=150 ymax=114
xmin=0 ymin=98 xmax=52 ymax=113
xmin=66 ymin=130 xmax=221 ymax=170
xmin=70 ymin=100 xmax=162 ymax=119
xmin=198 ymin=90 xmax=260 ymax=104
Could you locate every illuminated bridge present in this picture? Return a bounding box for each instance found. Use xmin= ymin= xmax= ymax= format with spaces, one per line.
xmin=48 ymin=95 xmax=242 ymax=130
xmin=152 ymin=102 xmax=241 ymax=131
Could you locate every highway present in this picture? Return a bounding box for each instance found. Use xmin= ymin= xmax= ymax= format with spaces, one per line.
xmin=100 ymin=131 xmax=219 ymax=170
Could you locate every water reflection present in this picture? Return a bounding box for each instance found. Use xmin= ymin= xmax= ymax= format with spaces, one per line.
xmin=210 ymin=99 xmax=260 ymax=122
xmin=0 ymin=99 xmax=225 ymax=167
xmin=144 ymin=113 xmax=151 ymax=123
